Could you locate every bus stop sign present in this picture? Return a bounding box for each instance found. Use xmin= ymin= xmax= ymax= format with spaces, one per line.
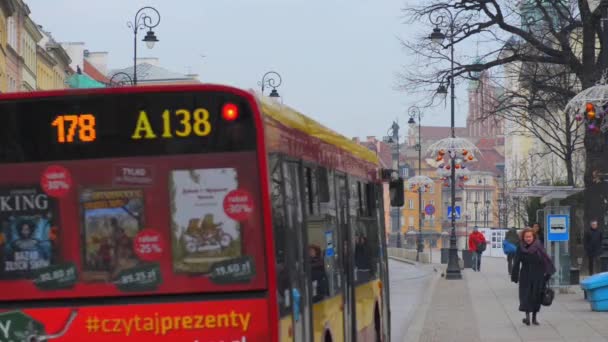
xmin=547 ymin=214 xmax=569 ymax=242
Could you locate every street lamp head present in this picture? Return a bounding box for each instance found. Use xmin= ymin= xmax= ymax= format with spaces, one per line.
xmin=143 ymin=30 xmax=159 ymax=49
xmin=269 ymin=88 xmax=280 ymax=98
xmin=408 ymin=117 xmax=416 ymax=126
xmin=429 ymin=27 xmax=446 ymax=46
xmin=436 ymin=84 xmax=448 ymax=95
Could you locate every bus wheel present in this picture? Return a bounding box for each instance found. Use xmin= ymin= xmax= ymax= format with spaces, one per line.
xmin=324 ymin=330 xmax=332 ymax=342
xmin=374 ymin=304 xmax=381 ymax=342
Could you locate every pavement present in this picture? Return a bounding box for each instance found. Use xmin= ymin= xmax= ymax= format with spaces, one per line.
xmin=391 ymin=249 xmax=608 ymax=342
xmin=388 ymin=258 xmax=435 ymax=341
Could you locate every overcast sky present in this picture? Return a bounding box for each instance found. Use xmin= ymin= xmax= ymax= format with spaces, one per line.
xmin=28 ymin=0 xmax=470 ymax=139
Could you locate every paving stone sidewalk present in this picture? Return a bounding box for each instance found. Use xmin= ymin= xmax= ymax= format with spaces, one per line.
xmin=401 ymin=254 xmax=608 ymax=342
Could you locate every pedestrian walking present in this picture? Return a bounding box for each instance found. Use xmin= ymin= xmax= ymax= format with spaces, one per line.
xmin=504 ymin=227 xmax=519 ymax=275
xmin=468 ymin=227 xmax=486 ymax=272
xmin=511 ymin=228 xmax=556 ymax=326
xmin=584 ymin=219 xmax=603 ymax=275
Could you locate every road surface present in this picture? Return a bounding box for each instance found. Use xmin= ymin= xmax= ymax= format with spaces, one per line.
xmin=388 ymin=259 xmax=434 ymax=342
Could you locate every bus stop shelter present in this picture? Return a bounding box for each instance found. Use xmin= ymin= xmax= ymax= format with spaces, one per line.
xmin=509 ymin=186 xmax=584 ymax=288
xmin=510 ymin=186 xmax=584 ymax=288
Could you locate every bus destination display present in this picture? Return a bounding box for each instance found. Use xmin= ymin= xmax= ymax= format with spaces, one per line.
xmin=51 ymin=108 xmax=215 ymax=143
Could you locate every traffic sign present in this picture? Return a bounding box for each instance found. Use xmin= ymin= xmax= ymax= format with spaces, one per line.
xmin=425 ymin=204 xmax=436 ymax=216
xmin=547 ymin=214 xmax=569 ymax=242
xmin=447 ymin=206 xmax=461 ymax=220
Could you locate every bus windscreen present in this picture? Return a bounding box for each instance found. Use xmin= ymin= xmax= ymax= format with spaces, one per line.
xmin=0 ymin=90 xmax=266 ymax=303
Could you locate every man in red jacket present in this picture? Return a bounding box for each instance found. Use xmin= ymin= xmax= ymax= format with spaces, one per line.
xmin=469 ymin=227 xmax=487 ymax=272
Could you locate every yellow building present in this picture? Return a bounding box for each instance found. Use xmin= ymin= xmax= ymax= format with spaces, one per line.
xmin=0 ymin=1 xmax=15 ymax=92
xmin=36 ymin=44 xmax=54 ymax=90
xmin=402 ymin=177 xmax=444 ymax=248
xmin=37 ymin=27 xmax=71 ymax=90
xmin=22 ymin=15 xmax=42 ymax=91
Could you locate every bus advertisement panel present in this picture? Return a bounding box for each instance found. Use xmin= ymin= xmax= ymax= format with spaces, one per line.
xmin=0 ymin=299 xmax=267 ymax=341
xmin=0 ymin=87 xmax=272 ymax=340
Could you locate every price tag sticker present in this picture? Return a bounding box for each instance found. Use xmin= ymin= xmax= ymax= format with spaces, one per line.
xmin=133 ymin=229 xmax=164 ymax=261
xmin=223 ymin=189 xmax=254 ymax=221
xmin=40 ymin=165 xmax=73 ymax=198
xmin=209 ymin=256 xmax=256 ymax=284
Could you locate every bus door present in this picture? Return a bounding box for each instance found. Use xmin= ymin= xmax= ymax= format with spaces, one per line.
xmin=282 ymin=161 xmax=312 ymax=342
xmin=374 ymin=183 xmax=391 ymax=342
xmin=336 ymin=174 xmax=357 ymax=341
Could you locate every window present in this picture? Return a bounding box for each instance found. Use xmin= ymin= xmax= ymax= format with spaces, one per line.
xmin=422 ymin=199 xmax=426 ymax=208
xmin=7 ymin=17 xmax=17 ymax=49
xmin=304 ymin=166 xmax=319 ymax=216
xmin=429 ymin=184 xmax=434 ymax=193
xmin=430 ymin=200 xmax=435 ymax=205
xmin=408 ymin=216 xmax=414 ymax=226
xmin=408 ymin=199 xmax=414 ymax=209
xmin=269 ymin=158 xmax=290 ymax=312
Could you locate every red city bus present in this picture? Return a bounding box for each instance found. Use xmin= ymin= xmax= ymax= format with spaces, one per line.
xmin=0 ymin=85 xmax=390 ymax=342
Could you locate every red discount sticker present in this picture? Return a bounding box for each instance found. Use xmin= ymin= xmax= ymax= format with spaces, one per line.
xmin=223 ymin=189 xmax=254 ymax=221
xmin=40 ymin=165 xmax=73 ymax=198
xmin=134 ymin=229 xmax=164 ymax=261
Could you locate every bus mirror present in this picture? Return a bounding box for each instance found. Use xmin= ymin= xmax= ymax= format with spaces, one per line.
xmin=389 ymin=178 xmax=404 ymax=207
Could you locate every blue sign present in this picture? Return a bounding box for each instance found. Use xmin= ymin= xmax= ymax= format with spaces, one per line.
xmin=547 ymin=214 xmax=569 ymax=242
xmin=325 ymin=231 xmax=335 ymax=257
xmin=447 ymin=206 xmax=461 ymax=220
xmin=425 ymin=204 xmax=436 ymax=216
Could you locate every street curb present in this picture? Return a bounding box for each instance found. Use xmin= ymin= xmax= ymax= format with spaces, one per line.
xmin=401 ymin=267 xmax=441 ymax=342
xmin=388 ymin=256 xmax=419 ymax=266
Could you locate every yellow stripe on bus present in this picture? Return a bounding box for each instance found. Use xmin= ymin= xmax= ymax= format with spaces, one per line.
xmin=279 ymin=279 xmax=381 ymax=341
xmin=258 ymin=95 xmax=379 ymax=166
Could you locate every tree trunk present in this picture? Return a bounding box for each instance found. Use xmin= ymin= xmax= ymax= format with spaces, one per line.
xmin=583 ymin=133 xmax=606 ymax=233
xmin=565 ymin=155 xmax=575 ymax=186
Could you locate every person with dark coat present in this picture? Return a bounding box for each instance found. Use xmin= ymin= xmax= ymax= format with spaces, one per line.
xmin=504 ymin=227 xmax=520 ymax=275
xmin=584 ymin=219 xmax=604 ymax=275
xmin=354 ymin=235 xmax=372 ymax=282
xmin=309 ymin=245 xmax=328 ymax=303
xmin=511 ymin=228 xmax=556 ymax=326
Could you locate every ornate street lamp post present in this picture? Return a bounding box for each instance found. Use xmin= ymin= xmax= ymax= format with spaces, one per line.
xmin=407 ymin=106 xmax=433 ymax=262
xmin=128 ymin=7 xmax=160 ymax=85
xmin=427 ymin=8 xmax=474 ymax=279
xmin=259 ymin=71 xmax=282 ymax=98
xmin=108 ymin=72 xmax=133 ymax=87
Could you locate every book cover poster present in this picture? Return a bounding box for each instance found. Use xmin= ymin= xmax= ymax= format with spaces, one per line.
xmin=0 ymin=187 xmax=59 ymax=279
xmin=170 ymin=169 xmax=241 ymax=274
xmin=80 ymin=189 xmax=144 ymax=282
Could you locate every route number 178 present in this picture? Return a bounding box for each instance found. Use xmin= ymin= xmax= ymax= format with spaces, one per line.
xmin=51 ymin=114 xmax=97 ymax=143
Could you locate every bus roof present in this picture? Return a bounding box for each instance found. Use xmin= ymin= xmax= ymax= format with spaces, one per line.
xmin=256 ymin=94 xmax=379 ymax=166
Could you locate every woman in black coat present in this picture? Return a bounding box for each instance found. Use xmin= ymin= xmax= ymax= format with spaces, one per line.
xmin=511 ymin=228 xmax=556 ymax=326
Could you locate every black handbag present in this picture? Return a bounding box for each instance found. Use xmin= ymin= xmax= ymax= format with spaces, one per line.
xmin=542 ymin=284 xmax=554 ymax=306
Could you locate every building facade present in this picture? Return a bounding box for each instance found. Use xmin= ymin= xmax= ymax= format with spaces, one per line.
xmin=21 ymin=14 xmax=41 ymax=90
xmin=0 ymin=1 xmax=15 ymax=92
xmin=5 ymin=0 xmax=23 ymax=92
xmin=39 ymin=28 xmax=71 ymax=89
xmin=36 ymin=42 xmax=55 ymax=90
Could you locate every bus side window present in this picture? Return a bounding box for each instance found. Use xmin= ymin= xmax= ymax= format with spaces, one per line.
xmin=269 ymin=154 xmax=291 ymax=316
xmin=304 ymin=166 xmax=320 ymax=216
xmin=354 ymin=182 xmax=380 ymax=284
xmin=307 ymin=166 xmax=342 ymax=302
